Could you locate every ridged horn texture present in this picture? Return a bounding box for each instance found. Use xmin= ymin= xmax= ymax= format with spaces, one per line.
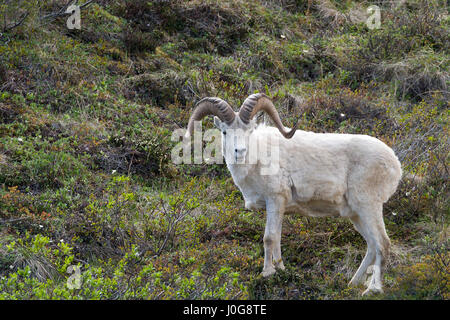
xmin=238 ymin=93 xmax=297 ymax=139
xmin=186 ymin=97 xmax=235 ymax=136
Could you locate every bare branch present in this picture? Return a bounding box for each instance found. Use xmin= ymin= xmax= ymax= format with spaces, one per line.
xmin=2 ymin=11 xmax=29 ymax=33
xmin=40 ymin=0 xmax=94 ymax=21
xmin=0 ymin=217 xmax=31 ymax=224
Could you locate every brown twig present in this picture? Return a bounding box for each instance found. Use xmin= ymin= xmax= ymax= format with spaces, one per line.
xmin=40 ymin=0 xmax=94 ymax=21
xmin=1 ymin=11 xmax=29 ymax=33
xmin=0 ymin=217 xmax=31 ymax=224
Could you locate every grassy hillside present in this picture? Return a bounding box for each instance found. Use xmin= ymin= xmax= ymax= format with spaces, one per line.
xmin=0 ymin=0 xmax=448 ymax=299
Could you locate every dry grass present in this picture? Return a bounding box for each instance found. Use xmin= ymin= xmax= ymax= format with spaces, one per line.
xmin=314 ymin=0 xmax=348 ymax=27
xmin=375 ymin=50 xmax=449 ymax=101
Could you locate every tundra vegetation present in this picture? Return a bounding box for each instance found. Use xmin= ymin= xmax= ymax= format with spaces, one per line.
xmin=0 ymin=0 xmax=448 ymax=300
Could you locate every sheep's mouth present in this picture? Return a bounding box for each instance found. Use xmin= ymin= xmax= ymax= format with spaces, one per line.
xmin=234 ymin=156 xmax=246 ymax=163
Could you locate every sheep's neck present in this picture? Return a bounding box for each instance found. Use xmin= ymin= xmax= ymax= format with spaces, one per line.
xmin=226 ymin=162 xmax=252 ymax=185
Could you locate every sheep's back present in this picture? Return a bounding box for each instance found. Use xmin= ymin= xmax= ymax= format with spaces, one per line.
xmin=252 ymin=127 xmax=401 ymax=205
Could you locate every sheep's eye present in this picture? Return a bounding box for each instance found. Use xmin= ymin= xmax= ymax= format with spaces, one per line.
xmin=222 ymin=131 xmax=226 ymax=135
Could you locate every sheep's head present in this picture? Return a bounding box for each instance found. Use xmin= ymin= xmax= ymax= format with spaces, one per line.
xmin=185 ymin=93 xmax=297 ymax=164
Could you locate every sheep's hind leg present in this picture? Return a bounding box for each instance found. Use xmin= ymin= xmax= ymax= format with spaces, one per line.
xmin=261 ymin=197 xmax=285 ymax=277
xmin=353 ymin=204 xmax=390 ymax=295
xmin=348 ymin=215 xmax=375 ymax=286
xmin=363 ymin=226 xmax=390 ymax=296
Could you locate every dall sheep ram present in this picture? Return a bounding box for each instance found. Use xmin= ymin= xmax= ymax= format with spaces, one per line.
xmin=185 ymin=93 xmax=402 ymax=295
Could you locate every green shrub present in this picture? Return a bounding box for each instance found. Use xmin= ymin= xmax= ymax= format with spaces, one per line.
xmin=385 ymin=243 xmax=449 ymax=299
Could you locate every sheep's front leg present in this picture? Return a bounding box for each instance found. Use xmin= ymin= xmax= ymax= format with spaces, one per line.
xmin=262 ymin=197 xmax=285 ymax=277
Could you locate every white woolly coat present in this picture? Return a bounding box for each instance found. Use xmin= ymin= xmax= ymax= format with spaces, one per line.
xmin=227 ymin=125 xmax=402 ymax=218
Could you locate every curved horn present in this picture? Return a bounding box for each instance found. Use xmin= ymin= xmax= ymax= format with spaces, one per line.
xmin=186 ymin=97 xmax=235 ymax=137
xmin=238 ymin=93 xmax=297 ymax=139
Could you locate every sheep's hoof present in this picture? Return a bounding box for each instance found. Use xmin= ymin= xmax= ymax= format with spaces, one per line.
xmin=275 ymin=262 xmax=285 ymax=271
xmin=362 ymin=286 xmax=383 ymax=296
xmin=261 ymin=267 xmax=276 ymax=277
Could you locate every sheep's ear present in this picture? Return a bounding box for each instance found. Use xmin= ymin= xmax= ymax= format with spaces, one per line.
xmin=213 ymin=116 xmax=222 ymax=129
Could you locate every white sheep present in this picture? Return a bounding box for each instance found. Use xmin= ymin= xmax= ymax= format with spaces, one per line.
xmin=185 ymin=93 xmax=402 ymax=295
